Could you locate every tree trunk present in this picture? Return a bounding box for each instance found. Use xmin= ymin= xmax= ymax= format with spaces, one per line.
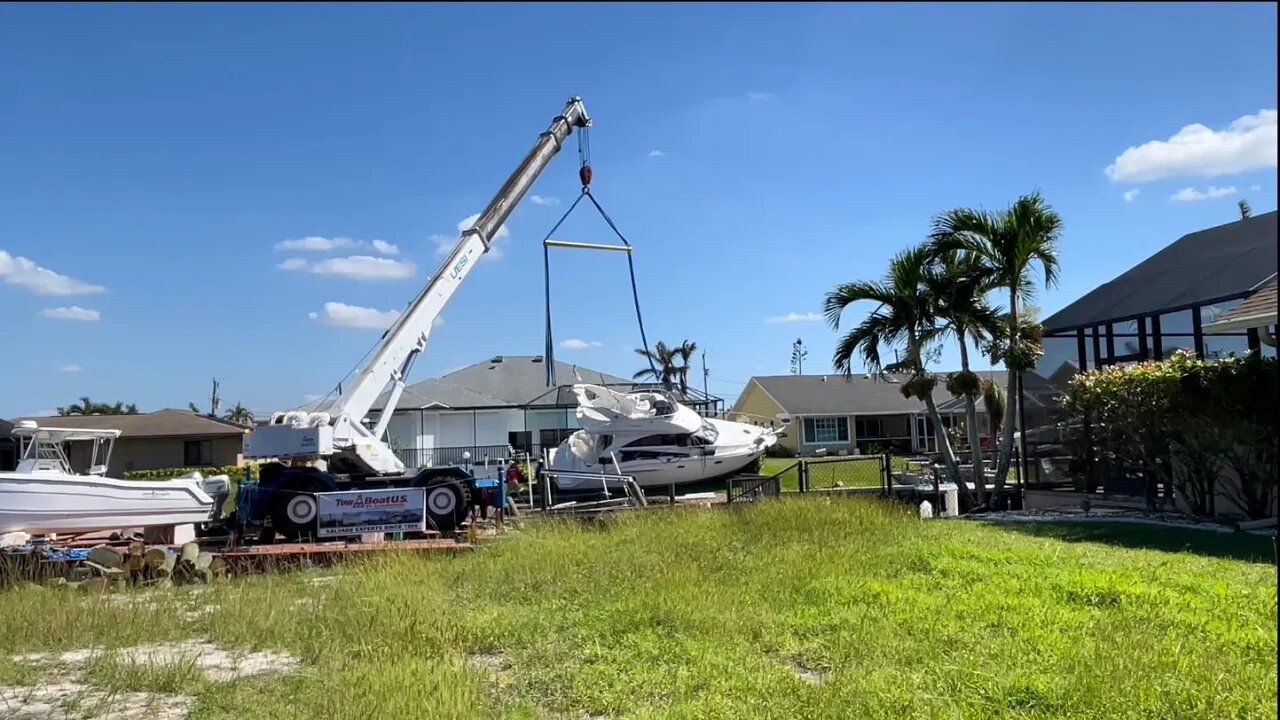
xmin=958 ymin=341 xmax=986 ymax=504
xmin=993 ymin=288 xmax=1020 ymax=501
xmin=920 ymin=392 xmax=962 ymax=489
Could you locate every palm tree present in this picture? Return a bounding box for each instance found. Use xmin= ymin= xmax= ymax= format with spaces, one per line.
xmin=672 ymin=340 xmax=698 ymax=396
xmin=634 ymin=341 xmax=679 ymax=392
xmin=982 ymin=378 xmax=1005 ymax=439
xmin=823 ymin=244 xmax=965 ymax=492
xmin=224 ymin=402 xmax=254 ymax=426
xmin=57 ymin=396 xmax=139 ymax=415
xmin=1239 ymin=199 xmax=1251 ymax=220
xmin=929 ymin=190 xmax=1062 ymax=502
xmin=928 ymin=252 xmax=1004 ymax=502
xmin=188 ymin=401 xmax=202 ymax=414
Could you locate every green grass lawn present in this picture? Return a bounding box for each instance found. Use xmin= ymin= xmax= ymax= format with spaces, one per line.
xmin=0 ymin=498 xmax=1274 ymax=719
xmin=761 ymin=456 xmax=909 ymax=491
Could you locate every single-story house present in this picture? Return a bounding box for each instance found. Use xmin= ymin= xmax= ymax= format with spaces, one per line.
xmin=729 ymin=371 xmax=1065 ymax=456
xmin=369 ymin=355 xmax=723 ymax=467
xmin=5 ymin=409 xmax=250 ymax=476
xmin=0 ymin=419 xmax=15 ymax=471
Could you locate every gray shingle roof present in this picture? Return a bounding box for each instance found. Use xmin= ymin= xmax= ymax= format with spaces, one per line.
xmin=6 ymin=410 xmax=249 ymax=438
xmin=1043 ymin=210 xmax=1278 ymax=333
xmin=750 ymin=370 xmax=1064 ymax=416
xmin=373 ymin=356 xmax=634 ymax=411
xmin=1204 ymin=275 xmax=1277 ymax=333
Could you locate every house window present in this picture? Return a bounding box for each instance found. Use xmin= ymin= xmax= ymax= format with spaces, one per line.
xmin=855 ymin=418 xmax=886 ymax=438
xmin=183 ymin=439 xmax=213 ymax=466
xmin=802 ymin=416 xmax=849 ymax=444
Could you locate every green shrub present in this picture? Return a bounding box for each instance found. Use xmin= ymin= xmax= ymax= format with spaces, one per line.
xmin=1061 ymin=350 xmax=1277 ymax=519
xmin=123 ymin=464 xmax=256 ymax=480
xmin=766 ymin=444 xmax=797 ymax=459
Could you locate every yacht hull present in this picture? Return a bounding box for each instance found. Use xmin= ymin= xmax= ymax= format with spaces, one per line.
xmin=0 ymin=472 xmax=217 ymax=535
xmin=550 ymin=418 xmax=775 ymax=488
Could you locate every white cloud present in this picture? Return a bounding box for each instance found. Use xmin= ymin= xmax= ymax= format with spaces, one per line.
xmin=1122 ymin=188 xmax=1141 ymax=203
xmin=274 ymin=236 xmax=356 ymax=252
xmin=746 ymin=90 xmax=774 ymax=101
xmin=1104 ymin=109 xmax=1277 ymax=183
xmin=0 ymin=251 xmax=106 ymax=296
xmin=282 ymin=255 xmax=416 ymax=280
xmin=301 ymin=393 xmax=323 ymax=403
xmin=648 ymin=150 xmax=664 ymax=157
xmin=309 ymin=302 xmax=401 ymax=330
xmin=437 ymin=214 xmax=511 ymax=261
xmin=57 ymin=363 xmax=82 ymax=374
xmin=560 ymin=338 xmax=603 ymax=350
xmin=308 ymin=303 xmax=443 ymax=330
xmin=1250 ymin=184 xmax=1262 ymax=192
xmin=276 ymin=236 xmax=401 ymax=256
xmin=764 ymin=311 xmax=824 ymax=324
xmin=530 ymin=195 xmax=559 ymax=206
xmin=1170 ymin=185 xmax=1238 ymax=202
xmin=39 ymin=306 xmax=100 ymax=322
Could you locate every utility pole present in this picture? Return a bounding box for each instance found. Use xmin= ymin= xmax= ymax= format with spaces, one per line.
xmin=210 ymin=378 xmax=221 ymax=417
xmin=701 ymin=349 xmax=710 ymax=417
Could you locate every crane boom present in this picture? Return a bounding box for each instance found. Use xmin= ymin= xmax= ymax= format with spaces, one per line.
xmin=245 ymin=96 xmax=591 ymax=476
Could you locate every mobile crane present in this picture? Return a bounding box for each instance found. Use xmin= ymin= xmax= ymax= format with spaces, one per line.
xmin=239 ymin=97 xmax=592 ymax=540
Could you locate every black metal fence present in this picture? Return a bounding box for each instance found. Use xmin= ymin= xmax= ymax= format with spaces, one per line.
xmin=726 ymin=455 xmax=891 ymax=504
xmin=726 ymin=474 xmax=782 ymax=503
xmin=394 ymin=444 xmax=517 ymax=470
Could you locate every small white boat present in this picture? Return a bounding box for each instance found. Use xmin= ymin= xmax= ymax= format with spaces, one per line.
xmin=0 ymin=421 xmax=219 ymax=536
xmin=548 ymin=384 xmax=778 ymax=488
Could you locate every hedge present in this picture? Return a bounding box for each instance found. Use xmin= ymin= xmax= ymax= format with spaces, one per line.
xmin=1060 ymin=350 xmax=1277 ymax=519
xmin=123 ymin=465 xmax=257 ymax=480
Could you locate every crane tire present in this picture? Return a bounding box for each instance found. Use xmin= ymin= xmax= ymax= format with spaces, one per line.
xmin=422 ymin=479 xmax=470 ymax=534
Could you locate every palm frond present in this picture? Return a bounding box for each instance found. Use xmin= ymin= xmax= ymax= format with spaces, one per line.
xmin=822 ymin=280 xmax=895 ymax=329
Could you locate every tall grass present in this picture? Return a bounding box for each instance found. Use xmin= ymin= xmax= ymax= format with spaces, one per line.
xmin=0 ymin=497 xmax=1274 ymax=719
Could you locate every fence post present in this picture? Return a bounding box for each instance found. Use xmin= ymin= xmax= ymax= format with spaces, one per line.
xmin=668 ymin=483 xmax=675 ymax=505
xmin=881 ymin=452 xmax=891 ymax=497
xmin=799 ymin=461 xmax=808 ymax=493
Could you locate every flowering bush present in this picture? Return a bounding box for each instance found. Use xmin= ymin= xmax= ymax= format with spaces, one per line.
xmin=1060 ymin=350 xmax=1277 ymax=518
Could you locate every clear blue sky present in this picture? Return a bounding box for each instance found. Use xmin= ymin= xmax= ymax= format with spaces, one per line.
xmin=2 ymin=2 xmax=1276 ymax=417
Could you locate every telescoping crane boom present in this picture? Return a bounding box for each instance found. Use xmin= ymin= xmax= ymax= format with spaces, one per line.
xmin=239 ymin=97 xmax=591 ymax=538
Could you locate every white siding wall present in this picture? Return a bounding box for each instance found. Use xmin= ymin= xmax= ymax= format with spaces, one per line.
xmin=385 ymin=412 xmax=423 ymax=450
xmin=525 ymin=409 xmax=578 ymax=432
xmin=388 ymin=407 xmax=578 ymax=449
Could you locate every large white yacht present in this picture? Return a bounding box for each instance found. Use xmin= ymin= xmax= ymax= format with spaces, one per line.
xmin=547 ymin=384 xmax=778 ymax=488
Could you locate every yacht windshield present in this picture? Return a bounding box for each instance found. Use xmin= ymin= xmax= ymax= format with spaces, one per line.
xmin=700 ymin=419 xmax=719 ymax=445
xmin=649 ymin=391 xmax=680 ymax=417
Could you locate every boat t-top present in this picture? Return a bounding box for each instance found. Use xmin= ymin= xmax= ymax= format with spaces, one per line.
xmin=0 ymin=421 xmax=222 ymax=536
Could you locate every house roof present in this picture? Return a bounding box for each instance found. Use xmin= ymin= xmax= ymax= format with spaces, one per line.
xmin=746 ymin=370 xmax=1064 ymax=416
xmin=373 ymin=355 xmax=635 ymax=411
xmin=1203 ymin=275 xmax=1278 ymax=334
xmin=7 ymin=409 xmax=249 ymax=439
xmin=1043 ymin=210 xmax=1278 ymax=333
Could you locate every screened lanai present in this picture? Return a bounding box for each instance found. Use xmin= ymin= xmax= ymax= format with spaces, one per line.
xmin=1035 ymin=210 xmax=1278 ymax=382
xmin=1016 ymin=210 xmax=1277 ymax=494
